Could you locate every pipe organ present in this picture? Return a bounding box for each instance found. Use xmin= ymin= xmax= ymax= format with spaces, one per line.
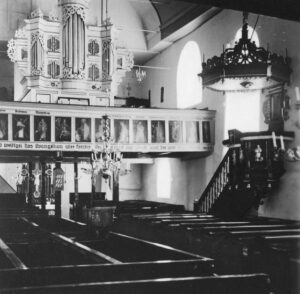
xmin=7 ymin=0 xmax=134 ymax=106
xmin=62 ymin=4 xmax=86 ymax=78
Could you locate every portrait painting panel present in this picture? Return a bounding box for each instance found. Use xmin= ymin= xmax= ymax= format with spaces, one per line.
xmin=151 ymin=120 xmax=165 ymax=143
xmin=202 ymin=121 xmax=211 ymax=143
xmin=75 ymin=117 xmax=91 ymax=142
xmin=0 ymin=114 xmax=8 ymax=140
xmin=95 ymin=117 xmax=111 ymax=142
xmin=34 ymin=116 xmax=51 ymax=141
xmin=186 ymin=121 xmax=199 ymax=143
xmin=114 ymin=119 xmax=129 ymax=143
xmin=13 ymin=114 xmax=30 ymax=141
xmin=55 ymin=117 xmax=71 ymax=142
xmin=169 ymin=121 xmax=183 ymax=143
xmin=133 ymin=120 xmax=147 ymax=143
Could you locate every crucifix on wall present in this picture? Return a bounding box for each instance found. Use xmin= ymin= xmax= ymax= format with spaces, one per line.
xmin=126 ymin=83 xmax=131 ymax=97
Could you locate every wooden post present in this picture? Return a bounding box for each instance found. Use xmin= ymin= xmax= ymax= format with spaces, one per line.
xmin=55 ymin=160 xmax=62 ymax=218
xmin=28 ymin=162 xmax=34 ymax=206
xmin=41 ymin=160 xmax=46 ymax=212
xmin=113 ymin=169 xmax=119 ymax=203
xmin=74 ymin=159 xmax=79 ymax=204
xmin=74 ymin=159 xmax=79 ymax=219
xmin=91 ymin=158 xmax=95 ymax=207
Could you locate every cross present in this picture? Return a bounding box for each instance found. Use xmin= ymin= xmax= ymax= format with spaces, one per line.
xmin=32 ymin=168 xmax=42 ymax=177
xmin=126 ymin=83 xmax=131 ymax=97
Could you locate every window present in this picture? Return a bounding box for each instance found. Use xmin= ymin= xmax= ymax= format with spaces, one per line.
xmin=177 ymin=41 xmax=202 ymax=108
xmin=234 ymin=25 xmax=259 ymax=47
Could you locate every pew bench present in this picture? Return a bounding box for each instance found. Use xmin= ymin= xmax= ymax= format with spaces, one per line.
xmin=78 ymin=231 xmax=206 ymax=263
xmin=0 ymin=259 xmax=214 ymax=289
xmin=0 ymin=273 xmax=272 ymax=294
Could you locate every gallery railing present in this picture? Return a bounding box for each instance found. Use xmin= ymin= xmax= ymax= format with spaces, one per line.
xmin=0 ymin=101 xmax=216 ymax=154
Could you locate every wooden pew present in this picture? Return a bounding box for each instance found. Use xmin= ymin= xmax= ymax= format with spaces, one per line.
xmin=6 ymin=238 xmax=110 ymax=267
xmin=0 ymin=238 xmax=26 ymax=270
xmin=27 ymin=216 xmax=87 ymax=233
xmin=132 ymin=213 xmax=215 ymax=220
xmin=115 ymin=200 xmax=185 ymax=216
xmin=78 ymin=231 xmax=206 ymax=263
xmin=0 ymin=273 xmax=272 ymax=294
xmin=0 ymin=218 xmax=38 ymax=235
xmin=229 ymin=228 xmax=300 ymax=237
xmin=184 ymin=224 xmax=300 ymax=234
xmin=0 ymin=259 xmax=214 ymax=289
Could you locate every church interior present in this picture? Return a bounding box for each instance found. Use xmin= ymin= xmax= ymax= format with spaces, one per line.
xmin=0 ymin=0 xmax=299 ymax=293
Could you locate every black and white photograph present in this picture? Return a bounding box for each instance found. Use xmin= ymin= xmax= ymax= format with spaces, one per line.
xmin=12 ymin=114 xmax=30 ymax=141
xmin=34 ymin=116 xmax=51 ymax=141
xmin=0 ymin=1 xmax=299 ymax=294
xmin=0 ymin=113 xmax=8 ymax=140
xmin=75 ymin=117 xmax=91 ymax=142
xmin=55 ymin=117 xmax=71 ymax=142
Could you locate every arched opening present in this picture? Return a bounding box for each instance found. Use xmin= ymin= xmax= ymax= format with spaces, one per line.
xmin=234 ymin=25 xmax=260 ymax=46
xmin=177 ymin=41 xmax=202 ymax=109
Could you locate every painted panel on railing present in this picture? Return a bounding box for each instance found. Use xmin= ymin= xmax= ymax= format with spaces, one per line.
xmin=0 ymin=102 xmax=216 ymax=153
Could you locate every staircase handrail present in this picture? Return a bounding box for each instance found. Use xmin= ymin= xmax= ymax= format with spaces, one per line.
xmin=195 ymin=148 xmax=233 ymax=213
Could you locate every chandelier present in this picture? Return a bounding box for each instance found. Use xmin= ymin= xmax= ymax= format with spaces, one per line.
xmin=136 ymin=66 xmax=146 ymax=83
xmin=91 ymin=115 xmax=123 ymax=180
xmin=199 ymin=12 xmax=292 ymax=92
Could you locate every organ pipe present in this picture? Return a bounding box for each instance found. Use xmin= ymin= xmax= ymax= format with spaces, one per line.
xmin=63 ymin=9 xmax=85 ymax=76
xmin=31 ymin=37 xmax=44 ymax=74
xmin=73 ymin=13 xmax=78 ymax=73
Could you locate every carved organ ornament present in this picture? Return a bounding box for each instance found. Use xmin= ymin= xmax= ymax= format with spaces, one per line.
xmin=7 ymin=0 xmax=134 ymax=106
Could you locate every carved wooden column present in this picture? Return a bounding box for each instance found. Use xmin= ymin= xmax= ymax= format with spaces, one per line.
xmin=28 ymin=162 xmax=34 ymax=206
xmin=90 ymin=157 xmax=96 ymax=207
xmin=112 ymin=169 xmax=119 ymax=203
xmin=41 ymin=160 xmax=46 ymax=212
xmin=74 ymin=159 xmax=79 ymax=205
xmin=74 ymin=158 xmax=79 ymax=219
xmin=54 ymin=160 xmax=62 ymax=218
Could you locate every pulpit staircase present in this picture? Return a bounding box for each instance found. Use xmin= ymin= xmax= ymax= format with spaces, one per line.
xmin=194 ymin=129 xmax=294 ymax=218
xmin=194 ymin=148 xmax=258 ymax=218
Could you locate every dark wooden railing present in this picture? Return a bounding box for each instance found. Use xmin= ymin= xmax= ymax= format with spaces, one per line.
xmin=195 ymin=149 xmax=233 ymax=213
xmin=195 ymin=129 xmax=295 ymax=215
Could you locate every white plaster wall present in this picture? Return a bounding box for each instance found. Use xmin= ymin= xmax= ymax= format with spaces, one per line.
xmin=142 ymin=158 xmax=188 ymax=207
xmin=119 ymin=164 xmax=142 ymax=201
xmin=139 ymin=10 xmax=300 ymax=218
xmin=0 ymin=163 xmax=20 ymax=191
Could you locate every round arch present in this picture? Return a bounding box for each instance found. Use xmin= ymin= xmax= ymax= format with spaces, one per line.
xmin=177 ymin=41 xmax=202 ymax=109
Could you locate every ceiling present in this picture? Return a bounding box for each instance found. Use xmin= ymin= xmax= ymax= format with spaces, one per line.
xmin=151 ymin=0 xmax=300 ymax=22
xmin=0 ymin=0 xmax=299 ymax=67
xmin=128 ymin=0 xmax=300 ymax=65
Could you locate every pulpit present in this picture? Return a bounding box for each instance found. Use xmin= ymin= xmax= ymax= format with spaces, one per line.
xmin=223 ymin=129 xmax=294 ymax=201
